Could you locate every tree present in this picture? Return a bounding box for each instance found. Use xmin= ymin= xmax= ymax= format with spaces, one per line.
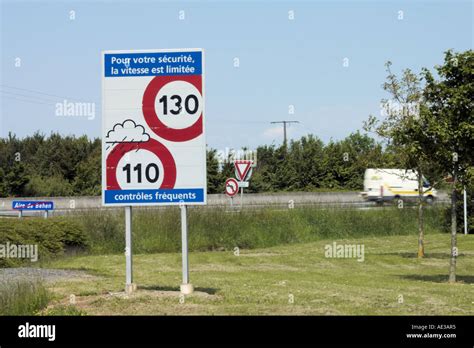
xmin=365 ymin=61 xmax=442 ymax=258
xmin=206 ymin=148 xmax=221 ymax=194
xmin=25 ymin=175 xmax=74 ymax=197
xmin=422 ymin=50 xmax=474 ymax=282
xmin=4 ymin=162 xmax=29 ymax=196
xmin=293 ymin=135 xmax=326 ymax=190
xmin=0 ymin=131 xmax=398 ymax=196
xmin=249 ymin=145 xmax=277 ymax=192
xmin=0 ymin=168 xmax=6 ymax=197
xmin=324 ymin=132 xmax=385 ymax=190
xmin=73 ymin=146 xmax=101 ymax=196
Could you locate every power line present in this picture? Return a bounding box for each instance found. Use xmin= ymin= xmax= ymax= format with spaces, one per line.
xmin=1 ymin=94 xmax=56 ymax=106
xmin=0 ymin=91 xmax=58 ymax=105
xmin=270 ymin=120 xmax=299 ymax=146
xmin=0 ymin=84 xmax=97 ymax=103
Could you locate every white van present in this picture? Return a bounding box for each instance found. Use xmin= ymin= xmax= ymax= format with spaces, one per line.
xmin=361 ymin=168 xmax=437 ymax=204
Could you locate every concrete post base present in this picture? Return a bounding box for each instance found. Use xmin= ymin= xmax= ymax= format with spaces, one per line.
xmin=125 ymin=283 xmax=137 ymax=294
xmin=180 ymin=283 xmax=194 ymax=295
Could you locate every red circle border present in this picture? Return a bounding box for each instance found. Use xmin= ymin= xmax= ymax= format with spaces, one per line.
xmin=225 ymin=178 xmax=239 ymax=197
xmin=106 ymin=139 xmax=177 ymax=190
xmin=142 ymin=74 xmax=203 ymax=142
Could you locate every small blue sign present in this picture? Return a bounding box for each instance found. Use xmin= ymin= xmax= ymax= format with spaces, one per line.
xmin=12 ymin=201 xmax=54 ymax=211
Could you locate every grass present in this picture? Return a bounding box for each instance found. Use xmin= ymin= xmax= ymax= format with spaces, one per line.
xmin=41 ymin=305 xmax=87 ymax=316
xmin=74 ymin=206 xmax=447 ymax=254
xmin=0 ymin=279 xmax=50 ymax=315
xmin=0 ymin=206 xmax=448 ymax=262
xmin=1 ymin=206 xmax=469 ymax=315
xmin=42 ymin=232 xmax=474 ymax=315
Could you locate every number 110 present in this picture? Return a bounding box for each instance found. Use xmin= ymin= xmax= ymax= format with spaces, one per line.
xmin=123 ymin=163 xmax=159 ymax=183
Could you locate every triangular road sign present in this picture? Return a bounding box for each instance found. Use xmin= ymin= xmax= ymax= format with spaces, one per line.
xmin=234 ymin=160 xmax=253 ymax=181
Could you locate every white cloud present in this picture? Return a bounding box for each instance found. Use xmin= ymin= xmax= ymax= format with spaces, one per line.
xmin=106 ymin=119 xmax=150 ymax=143
xmin=262 ymin=125 xmax=301 ymax=143
xmin=262 ymin=126 xmax=284 ymax=139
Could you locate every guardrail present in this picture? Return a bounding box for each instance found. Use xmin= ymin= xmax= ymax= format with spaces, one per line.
xmin=0 ymin=191 xmax=451 ymax=217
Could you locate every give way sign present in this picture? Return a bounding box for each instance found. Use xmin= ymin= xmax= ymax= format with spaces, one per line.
xmin=234 ymin=160 xmax=253 ymax=182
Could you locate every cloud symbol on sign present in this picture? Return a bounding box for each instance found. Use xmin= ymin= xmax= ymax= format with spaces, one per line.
xmin=106 ymin=119 xmax=150 ymax=145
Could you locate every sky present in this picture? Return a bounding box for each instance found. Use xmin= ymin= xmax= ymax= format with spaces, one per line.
xmin=0 ymin=0 xmax=472 ymax=151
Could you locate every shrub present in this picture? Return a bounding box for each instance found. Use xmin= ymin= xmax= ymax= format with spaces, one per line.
xmin=24 ymin=175 xmax=73 ymax=197
xmin=0 ymin=218 xmax=88 ymax=267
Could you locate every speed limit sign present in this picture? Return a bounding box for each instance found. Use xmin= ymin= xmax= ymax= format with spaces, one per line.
xmin=102 ymin=48 xmax=206 ymax=206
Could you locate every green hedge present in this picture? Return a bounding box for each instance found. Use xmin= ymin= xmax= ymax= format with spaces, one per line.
xmin=0 ymin=218 xmax=88 ymax=267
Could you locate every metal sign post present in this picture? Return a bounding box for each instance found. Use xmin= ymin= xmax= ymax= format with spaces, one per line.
xmin=180 ymin=204 xmax=193 ymax=294
xmin=125 ymin=206 xmax=135 ymax=294
xmin=102 ymin=48 xmax=206 ymax=293
xmin=233 ymin=161 xmax=253 ymax=210
xmin=464 ymin=186 xmax=468 ymax=235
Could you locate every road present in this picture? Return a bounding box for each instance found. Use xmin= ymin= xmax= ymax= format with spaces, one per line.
xmin=0 ymin=191 xmax=450 ymax=217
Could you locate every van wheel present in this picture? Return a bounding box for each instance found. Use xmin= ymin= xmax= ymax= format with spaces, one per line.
xmin=425 ymin=195 xmax=434 ymax=205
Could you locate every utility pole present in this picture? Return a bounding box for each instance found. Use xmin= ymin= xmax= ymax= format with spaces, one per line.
xmin=270 ymin=120 xmax=299 ymax=146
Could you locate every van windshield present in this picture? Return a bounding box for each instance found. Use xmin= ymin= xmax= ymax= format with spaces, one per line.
xmin=423 ymin=178 xmax=431 ymax=188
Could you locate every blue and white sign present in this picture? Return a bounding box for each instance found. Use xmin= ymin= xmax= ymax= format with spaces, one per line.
xmin=12 ymin=201 xmax=54 ymax=211
xmin=102 ymin=48 xmax=206 ymax=206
